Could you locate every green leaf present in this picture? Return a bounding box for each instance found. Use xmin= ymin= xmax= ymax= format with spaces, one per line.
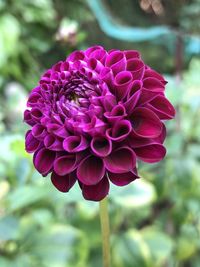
xmin=0 ymin=215 xmax=19 ymax=241
xmin=141 ymin=227 xmax=174 ymax=266
xmin=110 ymin=179 xmax=156 ymax=208
xmin=112 ymin=229 xmax=151 ymax=267
xmin=6 ymin=185 xmax=51 ymax=212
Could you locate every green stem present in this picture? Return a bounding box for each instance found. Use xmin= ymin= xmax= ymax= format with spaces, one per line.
xmin=99 ymin=197 xmax=110 ymax=267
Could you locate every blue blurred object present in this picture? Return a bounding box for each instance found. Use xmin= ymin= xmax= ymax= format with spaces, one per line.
xmin=87 ymin=0 xmax=200 ymax=54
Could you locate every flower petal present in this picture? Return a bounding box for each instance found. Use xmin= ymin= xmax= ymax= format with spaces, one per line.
xmin=33 ymin=148 xmax=56 ymax=175
xmin=114 ymin=71 xmax=133 ymax=99
xmin=104 ymin=104 xmax=127 ymax=124
xmin=91 ymin=136 xmax=112 ymax=157
xmin=126 ymin=59 xmax=145 ymax=79
xmin=106 ymin=120 xmax=132 ymax=142
xmin=148 ymin=95 xmax=176 ymax=119
xmin=143 ymin=77 xmax=165 ymax=92
xmin=63 ymin=135 xmax=88 ymax=152
xmin=44 ymin=135 xmax=63 ymax=151
xmin=134 ymin=144 xmax=166 ymax=163
xmin=77 ymin=155 xmax=105 ymax=185
xmin=51 ymin=171 xmax=76 ymax=192
xmin=105 ymin=51 xmax=126 ymax=74
xmin=54 ymin=155 xmax=76 ymax=176
xmin=130 ymin=107 xmax=162 ymax=138
xmin=104 ymin=147 xmax=136 ymax=173
xmin=25 ymin=131 xmax=40 ymax=153
xmin=108 ymin=169 xmax=139 ymax=186
xmin=81 ymin=176 xmax=109 ymax=201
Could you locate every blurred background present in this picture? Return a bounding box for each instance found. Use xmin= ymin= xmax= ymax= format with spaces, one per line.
xmin=0 ymin=0 xmax=200 ymax=266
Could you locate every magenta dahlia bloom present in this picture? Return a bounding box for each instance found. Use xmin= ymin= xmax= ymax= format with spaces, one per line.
xmin=24 ymin=46 xmax=175 ymax=201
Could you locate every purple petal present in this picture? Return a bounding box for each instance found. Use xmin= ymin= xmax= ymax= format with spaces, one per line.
xmin=103 ymin=94 xmax=117 ymax=111
xmin=130 ymin=107 xmax=162 ymax=138
xmin=124 ymin=50 xmax=140 ymax=59
xmin=24 ymin=110 xmax=36 ymax=126
xmin=44 ymin=135 xmax=63 ymax=151
xmin=100 ymin=67 xmax=114 ymax=89
xmin=63 ymin=135 xmax=88 ymax=152
xmin=51 ymin=171 xmax=76 ymax=192
xmin=134 ymin=144 xmax=166 ymax=163
xmin=77 ymin=155 xmax=105 ymax=185
xmin=144 ymin=68 xmax=167 ymax=84
xmin=54 ymin=155 xmax=76 ymax=176
xmin=33 ymin=148 xmax=56 ymax=175
xmin=114 ymin=71 xmax=133 ymax=99
xmin=105 ymin=51 xmax=126 ymax=75
xmin=91 ymin=136 xmax=112 ymax=157
xmin=104 ymin=147 xmax=136 ymax=173
xmin=106 ymin=120 xmax=132 ymax=142
xmin=148 ymin=95 xmax=176 ymax=119
xmin=126 ymin=59 xmax=145 ymax=79
xmin=27 ymin=92 xmax=41 ymax=107
xmin=104 ymin=104 xmax=127 ymax=124
xmin=137 ymin=88 xmax=159 ymax=106
xmin=32 ymin=124 xmax=46 ymax=140
xmin=108 ymin=169 xmax=139 ymax=186
xmin=124 ymin=89 xmax=141 ymax=115
xmin=30 ymin=108 xmax=43 ymax=121
xmin=81 ymin=176 xmax=109 ymax=201
xmin=25 ymin=131 xmax=40 ymax=153
xmin=143 ymin=77 xmax=165 ymax=92
xmin=128 ymin=123 xmax=166 ymax=148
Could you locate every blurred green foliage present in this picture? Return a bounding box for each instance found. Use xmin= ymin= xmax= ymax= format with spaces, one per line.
xmin=0 ymin=1 xmax=200 ymax=267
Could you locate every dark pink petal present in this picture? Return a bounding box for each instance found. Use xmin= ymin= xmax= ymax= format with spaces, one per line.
xmin=51 ymin=171 xmax=76 ymax=192
xmin=90 ymin=49 xmax=107 ymax=62
xmin=130 ymin=107 xmax=162 ymax=138
xmin=103 ymin=94 xmax=117 ymax=111
xmin=104 ymin=147 xmax=136 ymax=173
xmin=137 ymin=88 xmax=159 ymax=106
xmin=54 ymin=155 xmax=76 ymax=176
xmin=106 ymin=120 xmax=132 ymax=142
xmin=100 ymin=67 xmax=114 ymax=89
xmin=108 ymin=169 xmax=139 ymax=186
xmin=31 ymin=108 xmax=43 ymax=121
xmin=143 ymin=77 xmax=165 ymax=92
xmin=105 ymin=51 xmax=126 ymax=75
xmin=63 ymin=135 xmax=88 ymax=152
xmin=114 ymin=71 xmax=133 ymax=99
xmin=77 ymin=155 xmax=105 ymax=185
xmin=85 ymin=45 xmax=104 ymax=57
xmin=47 ymin=124 xmax=69 ymax=139
xmin=25 ymin=131 xmax=40 ymax=153
xmin=144 ymin=68 xmax=167 ymax=84
xmin=104 ymin=104 xmax=127 ymax=124
xmin=134 ymin=144 xmax=166 ymax=163
xmin=24 ymin=110 xmax=36 ymax=126
xmin=83 ymin=116 xmax=107 ymax=136
xmin=33 ymin=148 xmax=56 ymax=175
xmin=124 ymin=89 xmax=141 ymax=115
xmin=27 ymin=92 xmax=41 ymax=107
xmin=67 ymin=50 xmax=85 ymax=61
xmin=148 ymin=95 xmax=176 ymax=119
xmin=124 ymin=50 xmax=140 ymax=59
xmin=88 ymin=58 xmax=104 ymax=73
xmin=128 ymin=124 xmax=166 ymax=148
xmin=126 ymin=59 xmax=145 ymax=79
xmin=32 ymin=124 xmax=46 ymax=140
xmin=81 ymin=176 xmax=109 ymax=201
xmin=44 ymin=135 xmax=63 ymax=151
xmin=91 ymin=136 xmax=112 ymax=157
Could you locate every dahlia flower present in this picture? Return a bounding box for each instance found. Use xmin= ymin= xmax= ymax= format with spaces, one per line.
xmin=24 ymin=46 xmax=175 ymax=201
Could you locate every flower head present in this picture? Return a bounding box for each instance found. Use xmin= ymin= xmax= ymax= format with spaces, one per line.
xmin=24 ymin=46 xmax=175 ymax=201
